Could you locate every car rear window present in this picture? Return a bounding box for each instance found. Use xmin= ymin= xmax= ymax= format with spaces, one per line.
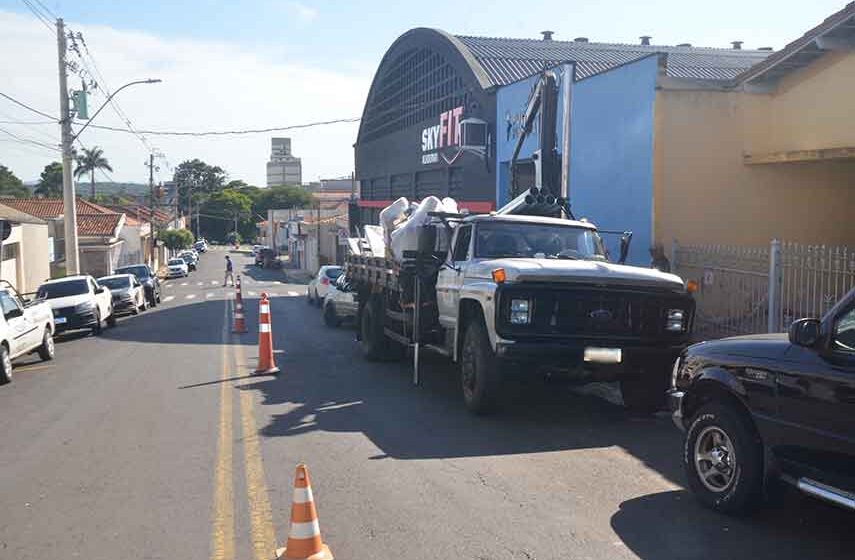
xmin=116 ymin=266 xmax=150 ymax=278
xmin=37 ymin=279 xmax=89 ymax=299
xmin=98 ymin=277 xmax=131 ymax=289
xmin=324 ymin=267 xmax=343 ymax=280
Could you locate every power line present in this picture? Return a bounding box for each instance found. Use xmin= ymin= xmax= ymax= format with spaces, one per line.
xmin=82 ymin=117 xmax=361 ymax=137
xmin=0 ymin=126 xmax=60 ymax=151
xmin=0 ymin=91 xmax=57 ymax=120
xmin=0 ymin=119 xmax=55 ymax=125
xmin=19 ymin=0 xmax=54 ymax=33
xmin=30 ymin=0 xmax=57 ymax=19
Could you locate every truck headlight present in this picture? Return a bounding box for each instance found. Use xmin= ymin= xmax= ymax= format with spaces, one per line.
xmin=510 ymin=299 xmax=531 ymax=325
xmin=671 ymin=356 xmax=683 ymax=388
xmin=665 ymin=309 xmax=685 ymax=332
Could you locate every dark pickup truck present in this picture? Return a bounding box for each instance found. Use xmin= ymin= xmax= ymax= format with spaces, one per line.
xmin=669 ymin=288 xmax=855 ymax=514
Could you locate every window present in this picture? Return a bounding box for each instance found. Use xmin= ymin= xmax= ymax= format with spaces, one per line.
xmin=452 ymin=225 xmax=472 ymax=261
xmin=832 ymin=307 xmax=855 ymax=354
xmin=36 ymin=279 xmax=89 ymax=299
xmin=475 ymin=222 xmax=607 ymax=260
xmin=0 ymin=291 xmax=21 ymax=316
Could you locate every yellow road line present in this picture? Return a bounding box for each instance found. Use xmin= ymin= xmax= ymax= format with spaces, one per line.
xmin=210 ymin=301 xmax=235 ymax=560
xmin=235 ymin=340 xmax=278 ymax=560
xmin=15 ymin=364 xmax=53 ymax=372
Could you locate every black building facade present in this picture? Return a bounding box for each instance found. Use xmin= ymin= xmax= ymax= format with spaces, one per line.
xmin=354 ymin=28 xmax=497 ymax=226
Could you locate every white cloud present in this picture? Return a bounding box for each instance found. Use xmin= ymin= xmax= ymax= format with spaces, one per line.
xmin=0 ymin=10 xmax=367 ymax=186
xmin=288 ymin=1 xmax=319 ymax=23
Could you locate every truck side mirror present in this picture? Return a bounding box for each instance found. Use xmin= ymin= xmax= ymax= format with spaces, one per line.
xmin=618 ymin=232 xmax=632 ymax=264
xmin=788 ymin=318 xmax=821 ymax=347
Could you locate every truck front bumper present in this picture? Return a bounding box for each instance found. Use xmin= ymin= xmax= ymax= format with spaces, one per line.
xmin=494 ymin=339 xmax=685 ymax=379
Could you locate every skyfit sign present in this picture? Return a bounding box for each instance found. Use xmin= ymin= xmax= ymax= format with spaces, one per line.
xmin=420 ymin=106 xmax=464 ymax=165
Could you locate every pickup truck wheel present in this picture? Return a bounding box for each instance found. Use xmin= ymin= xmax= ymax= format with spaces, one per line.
xmin=460 ymin=319 xmax=503 ymax=415
xmin=106 ymin=311 xmax=117 ymax=327
xmin=91 ymin=310 xmax=102 ymax=335
xmin=0 ymin=345 xmax=11 ymax=384
xmin=323 ymin=303 xmax=340 ymax=328
xmin=37 ymin=328 xmax=55 ymax=361
xmin=620 ymin=366 xmax=668 ymax=416
xmin=360 ymin=298 xmax=388 ymax=361
xmin=684 ymin=403 xmax=763 ymax=514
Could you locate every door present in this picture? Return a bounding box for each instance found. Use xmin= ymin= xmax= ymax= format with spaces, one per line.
xmin=436 ymin=224 xmax=472 ymax=330
xmin=775 ymin=304 xmax=855 ymax=488
xmin=0 ymin=290 xmax=35 ymax=356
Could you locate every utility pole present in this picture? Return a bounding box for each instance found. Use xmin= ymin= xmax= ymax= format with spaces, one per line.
xmin=316 ymin=202 xmax=321 ymax=270
xmin=146 ymin=153 xmax=155 ymax=267
xmin=57 ymin=18 xmax=79 ymax=275
xmin=186 ymin=180 xmax=193 ymax=238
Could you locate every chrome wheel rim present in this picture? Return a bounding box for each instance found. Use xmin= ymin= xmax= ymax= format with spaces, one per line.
xmin=694 ymin=425 xmax=737 ymax=492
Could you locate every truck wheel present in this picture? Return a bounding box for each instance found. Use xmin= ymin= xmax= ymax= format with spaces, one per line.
xmin=37 ymin=328 xmax=55 ymax=361
xmin=684 ymin=403 xmax=763 ymax=514
xmin=323 ymin=303 xmax=340 ymax=328
xmin=0 ymin=344 xmax=11 ymax=384
xmin=620 ymin=364 xmax=669 ymax=416
xmin=360 ymin=298 xmax=388 ymax=361
xmin=460 ymin=319 xmax=503 ymax=415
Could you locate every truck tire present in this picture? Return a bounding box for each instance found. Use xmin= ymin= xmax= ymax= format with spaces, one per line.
xmin=684 ymin=403 xmax=763 ymax=514
xmin=37 ymin=328 xmax=55 ymax=361
xmin=460 ymin=318 xmax=503 ymax=415
xmin=360 ymin=297 xmax=389 ymax=361
xmin=0 ymin=344 xmax=11 ymax=384
xmin=620 ymin=362 xmax=669 ymax=416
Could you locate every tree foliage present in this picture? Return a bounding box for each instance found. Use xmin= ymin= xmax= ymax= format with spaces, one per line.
xmin=0 ymin=164 xmax=29 ymax=198
xmin=74 ymin=146 xmax=113 ymax=200
xmin=34 ymin=162 xmax=64 ymax=198
xmin=159 ymin=228 xmax=194 ymax=251
xmin=173 ymin=159 xmax=226 ymax=216
xmin=252 ymin=185 xmax=312 ymax=216
xmin=198 ymin=189 xmax=255 ymax=242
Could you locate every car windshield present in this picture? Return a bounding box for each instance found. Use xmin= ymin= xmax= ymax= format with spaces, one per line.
xmin=324 ymin=267 xmax=343 ymax=280
xmin=116 ymin=266 xmax=150 ymax=278
xmin=168 ymin=259 xmax=184 ymax=266
xmin=475 ymin=222 xmax=607 ymax=260
xmin=36 ymin=279 xmax=89 ymax=299
xmin=98 ymin=277 xmax=131 ymax=290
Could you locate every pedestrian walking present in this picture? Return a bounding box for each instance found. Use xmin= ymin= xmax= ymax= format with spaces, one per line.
xmin=223 ymin=255 xmax=235 ymax=286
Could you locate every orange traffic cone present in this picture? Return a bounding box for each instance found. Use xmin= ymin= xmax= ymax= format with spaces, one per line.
xmin=233 ymin=276 xmax=247 ymax=333
xmin=275 ymin=464 xmax=333 ymax=560
xmin=254 ymin=293 xmax=280 ymax=374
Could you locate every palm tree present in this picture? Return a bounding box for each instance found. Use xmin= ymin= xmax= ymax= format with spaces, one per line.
xmin=74 ymin=146 xmax=113 ymax=200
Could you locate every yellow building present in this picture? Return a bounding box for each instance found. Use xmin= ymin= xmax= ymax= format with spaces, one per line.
xmin=654 ymin=3 xmax=855 ymax=249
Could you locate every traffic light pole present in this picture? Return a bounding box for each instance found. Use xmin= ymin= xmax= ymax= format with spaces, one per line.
xmin=57 ymin=18 xmax=80 ymax=275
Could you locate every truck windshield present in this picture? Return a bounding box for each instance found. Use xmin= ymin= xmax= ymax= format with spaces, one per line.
xmin=36 ymin=279 xmax=89 ymax=299
xmin=475 ymin=222 xmax=606 ymax=260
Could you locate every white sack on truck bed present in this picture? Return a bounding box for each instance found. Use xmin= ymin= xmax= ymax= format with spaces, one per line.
xmin=363 ymin=225 xmax=386 ymax=257
xmin=386 ymin=196 xmax=461 ymax=262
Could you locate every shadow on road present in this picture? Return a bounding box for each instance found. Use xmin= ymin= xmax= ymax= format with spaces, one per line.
xmin=611 ymin=489 xmax=854 ymax=559
xmin=98 ymin=300 xmax=229 ymax=345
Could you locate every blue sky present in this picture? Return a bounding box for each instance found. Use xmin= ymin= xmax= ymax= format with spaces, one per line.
xmin=0 ymin=0 xmax=848 ymax=185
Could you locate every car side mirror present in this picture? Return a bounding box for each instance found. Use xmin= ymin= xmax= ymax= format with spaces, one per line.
xmin=618 ymin=232 xmax=633 ymax=265
xmin=789 ymin=318 xmax=821 ymax=347
xmin=97 ymin=286 xmax=106 ymax=294
xmin=4 ymin=307 xmax=23 ymax=320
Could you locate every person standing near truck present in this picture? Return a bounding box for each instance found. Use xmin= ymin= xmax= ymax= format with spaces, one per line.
xmin=223 ymin=255 xmax=234 ymax=286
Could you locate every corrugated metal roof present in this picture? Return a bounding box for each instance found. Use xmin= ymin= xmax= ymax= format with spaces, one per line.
xmin=454 ymin=35 xmax=771 ymax=86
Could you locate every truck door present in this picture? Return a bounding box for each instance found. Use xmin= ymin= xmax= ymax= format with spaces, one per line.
xmin=775 ymin=303 xmax=855 ymax=489
xmin=0 ymin=290 xmax=35 ymax=356
xmin=436 ymin=224 xmax=472 ymax=331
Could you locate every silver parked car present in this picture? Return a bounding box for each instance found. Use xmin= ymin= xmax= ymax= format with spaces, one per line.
xmin=322 ymin=275 xmax=357 ymax=328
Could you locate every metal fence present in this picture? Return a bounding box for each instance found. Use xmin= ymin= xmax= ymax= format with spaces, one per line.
xmin=673 ymin=241 xmax=855 ymax=339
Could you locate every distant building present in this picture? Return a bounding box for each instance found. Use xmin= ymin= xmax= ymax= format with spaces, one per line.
xmin=266 ymin=137 xmax=302 ymax=187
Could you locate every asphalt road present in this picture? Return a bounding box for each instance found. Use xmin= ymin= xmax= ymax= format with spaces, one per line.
xmin=0 ymin=247 xmax=851 ymax=560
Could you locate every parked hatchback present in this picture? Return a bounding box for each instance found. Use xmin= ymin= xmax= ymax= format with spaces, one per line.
xmin=669 ymin=287 xmax=855 ymax=514
xmin=97 ymin=274 xmax=147 ymax=315
xmin=322 ymin=275 xmax=358 ymax=327
xmin=167 ymin=258 xmax=189 ymax=278
xmin=115 ymin=263 xmax=161 ymax=307
xmin=36 ymin=275 xmax=115 ymax=334
xmin=307 ymin=266 xmax=342 ymax=306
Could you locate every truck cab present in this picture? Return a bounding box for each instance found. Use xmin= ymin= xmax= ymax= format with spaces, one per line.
xmin=432 ymin=213 xmax=694 ymax=413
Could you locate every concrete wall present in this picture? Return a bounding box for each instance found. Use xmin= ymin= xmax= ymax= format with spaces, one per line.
xmin=569 ymin=56 xmax=658 ymax=265
xmin=655 ymin=87 xmax=855 ymax=248
xmin=750 ymin=51 xmax=855 ymax=154
xmin=20 ymin=223 xmax=50 ymax=292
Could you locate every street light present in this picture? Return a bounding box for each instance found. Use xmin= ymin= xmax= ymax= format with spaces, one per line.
xmin=61 ymin=78 xmax=161 ymax=275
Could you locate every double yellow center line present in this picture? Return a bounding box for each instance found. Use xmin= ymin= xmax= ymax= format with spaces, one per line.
xmin=211 ymin=298 xmax=278 ymax=560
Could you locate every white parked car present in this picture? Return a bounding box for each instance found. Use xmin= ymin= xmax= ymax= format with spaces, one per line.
xmin=97 ymin=274 xmax=147 ymax=316
xmin=36 ymin=275 xmax=115 ymax=335
xmin=322 ymin=275 xmax=358 ymax=328
xmin=0 ymin=285 xmax=55 ymax=384
xmin=167 ymin=258 xmax=189 ymax=278
xmin=307 ymin=265 xmax=343 ymax=306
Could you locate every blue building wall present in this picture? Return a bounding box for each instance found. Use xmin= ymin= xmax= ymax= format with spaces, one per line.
xmin=495 ymin=56 xmax=658 ymax=266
